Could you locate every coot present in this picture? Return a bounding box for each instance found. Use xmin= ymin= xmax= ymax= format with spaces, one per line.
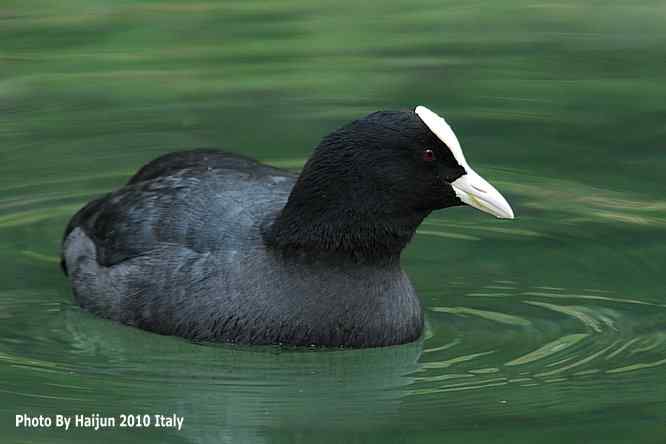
xmin=61 ymin=106 xmax=514 ymax=348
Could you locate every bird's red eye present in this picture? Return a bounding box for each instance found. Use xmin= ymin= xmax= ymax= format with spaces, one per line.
xmin=423 ymin=149 xmax=435 ymax=162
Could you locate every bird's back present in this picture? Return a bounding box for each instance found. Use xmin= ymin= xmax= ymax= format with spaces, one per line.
xmin=61 ymin=150 xmax=297 ymax=338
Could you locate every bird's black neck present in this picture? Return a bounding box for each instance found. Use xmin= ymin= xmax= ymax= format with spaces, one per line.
xmin=265 ymin=212 xmax=427 ymax=264
xmin=263 ymin=124 xmax=434 ymax=263
xmin=263 ymin=179 xmax=430 ymax=264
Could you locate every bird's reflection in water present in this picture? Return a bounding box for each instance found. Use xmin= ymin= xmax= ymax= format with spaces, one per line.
xmin=60 ymin=309 xmax=423 ymax=443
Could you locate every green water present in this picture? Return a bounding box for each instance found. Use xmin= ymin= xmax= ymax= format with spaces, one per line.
xmin=2 ymin=1 xmax=666 ymax=442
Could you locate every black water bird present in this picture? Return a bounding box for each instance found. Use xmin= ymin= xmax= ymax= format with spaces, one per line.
xmin=61 ymin=106 xmax=514 ymax=348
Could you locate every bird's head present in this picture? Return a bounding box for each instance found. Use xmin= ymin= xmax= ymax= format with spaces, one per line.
xmin=299 ymin=106 xmax=513 ymax=218
xmin=268 ymin=106 xmax=514 ymax=258
xmin=411 ymin=105 xmax=514 ymax=219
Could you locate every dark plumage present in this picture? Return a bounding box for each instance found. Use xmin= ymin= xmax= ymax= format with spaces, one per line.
xmin=61 ymin=107 xmax=513 ymax=348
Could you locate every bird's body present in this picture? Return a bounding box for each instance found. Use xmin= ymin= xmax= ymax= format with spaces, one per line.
xmin=62 ymin=107 xmax=513 ymax=348
xmin=63 ymin=150 xmax=422 ymax=346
